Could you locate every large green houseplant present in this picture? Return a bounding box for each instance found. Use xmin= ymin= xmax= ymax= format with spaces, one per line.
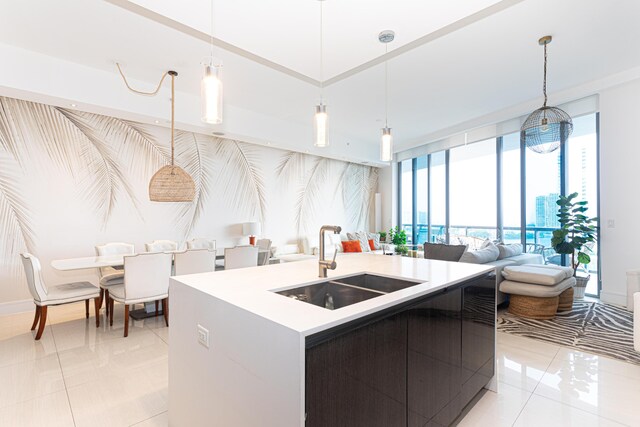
xmin=550 ymin=192 xmax=598 ymax=297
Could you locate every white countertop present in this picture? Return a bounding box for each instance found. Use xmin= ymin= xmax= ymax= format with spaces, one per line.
xmin=170 ymin=253 xmax=494 ymax=336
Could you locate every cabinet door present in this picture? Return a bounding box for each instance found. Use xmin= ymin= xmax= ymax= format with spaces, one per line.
xmin=305 ymin=313 xmax=407 ymax=427
xmin=460 ymin=276 xmax=496 ymax=408
xmin=407 ymin=288 xmax=462 ymax=427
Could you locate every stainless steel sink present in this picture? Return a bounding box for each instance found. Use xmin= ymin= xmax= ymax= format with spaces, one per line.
xmin=274 ymin=273 xmax=424 ymax=310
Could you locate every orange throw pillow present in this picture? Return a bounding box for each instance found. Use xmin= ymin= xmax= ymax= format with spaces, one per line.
xmin=368 ymin=239 xmax=375 ymax=250
xmin=342 ymin=240 xmax=362 ymax=253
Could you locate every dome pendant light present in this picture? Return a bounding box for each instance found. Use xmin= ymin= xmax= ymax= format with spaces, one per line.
xmin=314 ymin=0 xmax=328 ymax=147
xmin=379 ymin=30 xmax=395 ymax=162
xmin=201 ymin=0 xmax=223 ymax=124
xmin=521 ymin=36 xmax=573 ymax=154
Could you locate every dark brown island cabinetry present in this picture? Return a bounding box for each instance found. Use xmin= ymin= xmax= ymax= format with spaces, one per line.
xmin=305 ymin=273 xmax=495 ymax=427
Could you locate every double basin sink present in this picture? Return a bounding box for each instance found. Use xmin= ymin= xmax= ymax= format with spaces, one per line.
xmin=275 ymin=273 xmax=424 ymax=310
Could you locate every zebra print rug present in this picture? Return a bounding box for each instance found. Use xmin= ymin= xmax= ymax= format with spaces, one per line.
xmin=497 ymin=301 xmax=640 ymax=365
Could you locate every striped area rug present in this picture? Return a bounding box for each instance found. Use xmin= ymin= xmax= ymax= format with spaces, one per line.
xmin=497 ymin=301 xmax=640 ymax=365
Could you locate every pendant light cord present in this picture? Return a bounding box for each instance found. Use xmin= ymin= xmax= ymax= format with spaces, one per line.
xmin=116 ymin=63 xmax=168 ymax=96
xmin=543 ymin=42 xmax=548 ymax=108
xmin=319 ymin=0 xmax=324 ymax=101
xmin=210 ymin=0 xmax=215 ymax=65
xmin=385 ymin=44 xmax=389 ymax=128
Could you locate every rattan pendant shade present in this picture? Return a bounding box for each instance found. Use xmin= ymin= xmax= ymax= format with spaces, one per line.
xmin=521 ymin=36 xmax=573 ymax=154
xmin=149 ymin=71 xmax=195 ymax=202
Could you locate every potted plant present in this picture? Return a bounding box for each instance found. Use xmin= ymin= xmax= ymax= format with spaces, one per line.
xmin=550 ymin=192 xmax=598 ymax=299
xmin=387 ymin=226 xmax=408 ymax=256
xmin=379 ymin=231 xmax=387 ymax=243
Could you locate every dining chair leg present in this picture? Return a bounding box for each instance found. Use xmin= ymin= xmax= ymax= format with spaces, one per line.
xmin=99 ymin=288 xmax=104 ymax=309
xmin=124 ymin=305 xmax=130 ymax=338
xmin=85 ymin=299 xmax=89 ymax=319
xmin=30 ymin=306 xmax=41 ymax=331
xmin=162 ymin=298 xmax=169 ymax=327
xmin=105 ymin=289 xmax=110 ymax=317
xmin=109 ymin=297 xmax=114 ymax=327
xmin=94 ymin=297 xmax=100 ymax=328
xmin=35 ymin=306 xmax=47 ymax=340
xmin=155 ymin=300 xmax=159 ymax=315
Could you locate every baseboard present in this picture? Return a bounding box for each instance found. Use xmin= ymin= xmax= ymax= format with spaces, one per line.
xmin=0 ymin=299 xmax=33 ymax=316
xmin=600 ymin=291 xmax=627 ymax=307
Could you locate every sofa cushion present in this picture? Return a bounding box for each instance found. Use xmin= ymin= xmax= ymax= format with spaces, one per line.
xmin=500 ymin=276 xmax=576 ymax=297
xmin=497 ymin=243 xmax=523 ymax=260
xmin=459 ymin=242 xmax=500 ymax=264
xmin=502 ymin=264 xmax=574 ymax=286
xmin=347 ymin=232 xmax=371 ymax=252
xmin=342 ymin=240 xmax=362 ymax=253
xmin=507 ymin=253 xmax=544 ymax=265
xmin=423 ymin=243 xmax=467 ymax=261
xmin=274 ymin=244 xmax=300 ymax=256
xmin=367 ymin=232 xmax=381 ymax=250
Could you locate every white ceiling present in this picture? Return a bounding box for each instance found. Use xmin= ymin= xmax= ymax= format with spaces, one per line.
xmin=0 ymin=0 xmax=639 ymax=164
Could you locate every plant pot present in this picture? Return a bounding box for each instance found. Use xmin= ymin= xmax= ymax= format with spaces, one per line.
xmin=573 ymin=274 xmax=590 ymax=300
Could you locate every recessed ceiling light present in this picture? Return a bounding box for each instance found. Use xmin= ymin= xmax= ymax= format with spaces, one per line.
xmin=154 ymin=120 xmax=160 ymax=124
xmin=212 ymin=131 xmax=225 ymax=136
xmin=69 ymin=103 xmax=77 ymax=107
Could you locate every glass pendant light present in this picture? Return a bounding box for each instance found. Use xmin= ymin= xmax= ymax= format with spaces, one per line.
xmin=379 ymin=30 xmax=395 ymax=162
xmin=201 ymin=0 xmax=223 ymax=124
xmin=314 ymin=0 xmax=328 ymax=147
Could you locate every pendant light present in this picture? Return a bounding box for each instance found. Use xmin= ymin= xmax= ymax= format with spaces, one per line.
xmin=201 ymin=0 xmax=223 ymax=124
xmin=379 ymin=30 xmax=395 ymax=162
xmin=149 ymin=71 xmax=196 ymax=202
xmin=314 ymin=0 xmax=328 ymax=147
xmin=521 ymin=36 xmax=573 ymax=154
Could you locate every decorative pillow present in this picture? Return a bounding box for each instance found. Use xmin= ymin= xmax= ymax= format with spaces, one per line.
xmin=423 ymin=243 xmax=467 ymax=261
xmin=497 ymin=243 xmax=523 ymax=260
xmin=367 ymin=232 xmax=381 ymax=250
xmin=368 ymin=239 xmax=375 ymax=250
xmin=347 ymin=231 xmax=371 ymax=252
xmin=342 ymin=240 xmax=362 ymax=253
xmin=459 ymin=242 xmax=500 ymax=264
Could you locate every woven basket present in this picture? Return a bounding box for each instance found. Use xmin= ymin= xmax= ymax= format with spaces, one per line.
xmin=557 ymin=287 xmax=574 ymax=312
xmin=149 ymin=165 xmax=195 ymax=202
xmin=509 ymin=294 xmax=559 ymax=320
xmin=574 ymin=275 xmax=590 ymax=299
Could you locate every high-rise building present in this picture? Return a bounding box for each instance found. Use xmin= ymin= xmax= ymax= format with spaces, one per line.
xmin=535 ymin=193 xmax=560 ymax=227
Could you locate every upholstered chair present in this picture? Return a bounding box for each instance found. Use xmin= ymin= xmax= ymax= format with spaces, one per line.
xmin=256 ymin=239 xmax=272 ymax=266
xmin=186 ymin=238 xmax=216 ymax=251
xmin=107 ymin=252 xmax=172 ymax=337
xmin=224 ymin=246 xmax=259 ymax=270
xmin=95 ymin=242 xmax=135 ymax=316
xmin=145 ymin=240 xmax=179 ymax=252
xmin=174 ymin=249 xmax=216 ymax=275
xmin=21 ymin=253 xmax=101 ymax=340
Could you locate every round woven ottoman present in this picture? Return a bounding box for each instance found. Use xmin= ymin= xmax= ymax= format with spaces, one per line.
xmin=508 ymin=294 xmax=559 ymax=320
xmin=557 ymin=287 xmax=574 ymax=312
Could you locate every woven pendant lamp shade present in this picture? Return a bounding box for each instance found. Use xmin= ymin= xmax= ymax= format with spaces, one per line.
xmin=522 ymin=106 xmax=573 ymax=154
xmin=149 ymin=165 xmax=195 ymax=202
xmin=148 ymin=71 xmax=195 ymax=202
xmin=521 ymin=36 xmax=573 ymax=154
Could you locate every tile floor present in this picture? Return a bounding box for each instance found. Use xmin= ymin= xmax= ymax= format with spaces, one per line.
xmin=1 ymin=303 xmax=639 ymax=426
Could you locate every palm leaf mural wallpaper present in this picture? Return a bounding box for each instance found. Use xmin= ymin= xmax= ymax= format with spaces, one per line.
xmin=0 ymin=95 xmax=378 ymax=303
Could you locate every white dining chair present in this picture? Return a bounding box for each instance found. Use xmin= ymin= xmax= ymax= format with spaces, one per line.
xmin=224 ymin=246 xmax=259 ymax=270
xmin=174 ymin=249 xmax=216 ymax=276
xmin=107 ymin=252 xmax=172 ymax=337
xmin=256 ymin=239 xmax=272 ymax=266
xmin=21 ymin=253 xmax=101 ymax=340
xmin=95 ymin=242 xmax=135 ymax=317
xmin=186 ymin=238 xmax=216 ymax=251
xmin=145 ymin=240 xmax=179 ymax=252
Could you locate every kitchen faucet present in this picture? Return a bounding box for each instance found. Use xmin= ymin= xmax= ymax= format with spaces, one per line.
xmin=318 ymin=225 xmax=342 ymax=278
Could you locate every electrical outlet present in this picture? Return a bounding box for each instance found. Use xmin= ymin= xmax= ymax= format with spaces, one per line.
xmin=607 ymin=219 xmax=615 ymax=228
xmin=197 ymin=324 xmax=209 ymax=349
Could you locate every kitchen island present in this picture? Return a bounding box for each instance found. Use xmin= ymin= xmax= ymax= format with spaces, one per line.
xmin=168 ymin=253 xmax=496 ymax=427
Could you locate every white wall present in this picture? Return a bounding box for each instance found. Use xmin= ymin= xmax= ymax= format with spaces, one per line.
xmin=378 ymin=163 xmax=397 ymax=233
xmin=599 ymin=78 xmax=640 ymax=305
xmin=0 ymin=96 xmax=378 ymax=308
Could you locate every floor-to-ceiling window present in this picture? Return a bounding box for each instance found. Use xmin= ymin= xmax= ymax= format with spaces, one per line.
xmin=449 ymin=139 xmax=497 ymax=244
xmin=398 ymin=113 xmax=600 ymax=296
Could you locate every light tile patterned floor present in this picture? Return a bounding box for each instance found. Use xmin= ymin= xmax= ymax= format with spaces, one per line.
xmin=1 ymin=303 xmax=639 ymax=426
